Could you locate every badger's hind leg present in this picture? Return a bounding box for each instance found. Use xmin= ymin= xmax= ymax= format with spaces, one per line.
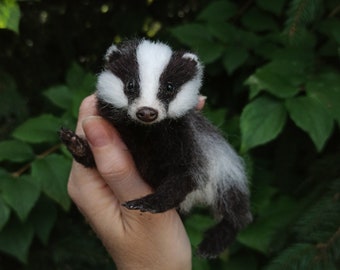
xmin=197 ymin=217 xmax=237 ymax=258
xmin=59 ymin=127 xmax=95 ymax=168
xmin=197 ymin=186 xmax=252 ymax=258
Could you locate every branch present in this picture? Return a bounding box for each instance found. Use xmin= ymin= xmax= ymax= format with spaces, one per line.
xmin=11 ymin=143 xmax=62 ymax=178
xmin=288 ymin=0 xmax=309 ymax=38
xmin=231 ymin=0 xmax=254 ymax=22
xmin=328 ymin=4 xmax=340 ymax=18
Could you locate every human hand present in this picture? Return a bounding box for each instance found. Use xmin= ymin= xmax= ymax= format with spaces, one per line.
xmin=67 ymin=94 xmax=207 ymax=270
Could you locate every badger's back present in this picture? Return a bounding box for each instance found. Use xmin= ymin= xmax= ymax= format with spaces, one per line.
xmin=179 ymin=112 xmax=249 ymax=214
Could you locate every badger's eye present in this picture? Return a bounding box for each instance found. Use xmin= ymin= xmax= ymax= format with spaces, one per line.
xmin=166 ymin=82 xmax=174 ymax=91
xmin=126 ymin=80 xmax=136 ymax=91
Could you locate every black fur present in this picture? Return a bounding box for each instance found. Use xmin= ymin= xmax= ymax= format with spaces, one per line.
xmin=158 ymin=51 xmax=198 ymax=105
xmin=105 ymin=40 xmax=141 ymax=103
xmin=97 ymin=99 xmax=206 ymax=196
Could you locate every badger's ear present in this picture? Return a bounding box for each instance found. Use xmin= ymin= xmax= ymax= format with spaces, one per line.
xmin=104 ymin=44 xmax=121 ymax=63
xmin=182 ymin=52 xmax=199 ymax=62
xmin=182 ymin=52 xmax=203 ymax=76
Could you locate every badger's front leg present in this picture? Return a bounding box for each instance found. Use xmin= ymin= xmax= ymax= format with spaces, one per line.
xmin=59 ymin=128 xmax=96 ymax=168
xmin=123 ymin=176 xmax=197 ymax=213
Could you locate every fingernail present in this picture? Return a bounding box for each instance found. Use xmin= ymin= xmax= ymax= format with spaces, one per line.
xmin=82 ymin=116 xmax=113 ymax=147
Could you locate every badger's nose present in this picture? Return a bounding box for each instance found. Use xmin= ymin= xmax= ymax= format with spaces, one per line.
xmin=136 ymin=107 xmax=158 ymax=123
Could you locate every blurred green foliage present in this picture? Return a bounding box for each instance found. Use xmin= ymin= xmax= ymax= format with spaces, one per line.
xmin=0 ymin=0 xmax=340 ymax=269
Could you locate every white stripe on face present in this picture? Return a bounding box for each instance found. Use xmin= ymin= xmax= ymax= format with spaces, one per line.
xmin=96 ymin=70 xmax=128 ymax=108
xmin=136 ymin=40 xmax=173 ymax=107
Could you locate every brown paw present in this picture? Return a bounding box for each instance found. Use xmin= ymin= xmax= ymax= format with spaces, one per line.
xmin=59 ymin=127 xmax=96 ymax=168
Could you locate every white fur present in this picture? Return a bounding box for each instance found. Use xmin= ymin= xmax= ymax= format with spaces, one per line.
xmin=180 ymin=180 xmax=215 ymax=213
xmin=135 ymin=40 xmax=172 ymax=118
xmin=168 ymin=79 xmax=201 ymax=118
xmin=179 ymin=121 xmax=248 ymax=215
xmin=168 ymin=53 xmax=203 ymax=118
xmin=96 ymin=71 xmax=128 ymax=108
xmin=104 ymin=44 xmax=118 ymax=62
xmin=183 ymin=52 xmax=199 ymax=62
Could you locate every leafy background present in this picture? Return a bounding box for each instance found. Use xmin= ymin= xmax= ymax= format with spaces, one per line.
xmin=0 ymin=0 xmax=339 ymax=269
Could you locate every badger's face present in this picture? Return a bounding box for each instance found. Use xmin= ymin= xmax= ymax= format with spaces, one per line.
xmin=96 ymin=39 xmax=203 ymax=124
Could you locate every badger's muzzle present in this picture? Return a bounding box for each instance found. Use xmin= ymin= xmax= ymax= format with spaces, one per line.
xmin=136 ymin=107 xmax=158 ymax=123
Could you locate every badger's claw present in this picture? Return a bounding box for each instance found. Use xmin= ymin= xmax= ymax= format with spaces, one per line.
xmin=59 ymin=127 xmax=96 ymax=168
xmin=122 ymin=200 xmax=159 ymax=213
xmin=122 ymin=195 xmax=171 ymax=214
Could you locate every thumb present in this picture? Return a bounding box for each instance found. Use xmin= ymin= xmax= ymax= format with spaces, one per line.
xmin=82 ymin=116 xmax=152 ymax=202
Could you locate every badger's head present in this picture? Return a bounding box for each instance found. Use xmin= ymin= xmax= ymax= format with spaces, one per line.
xmin=96 ymin=39 xmax=203 ymax=125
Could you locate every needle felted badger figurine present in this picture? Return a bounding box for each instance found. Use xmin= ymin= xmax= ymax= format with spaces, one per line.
xmin=60 ymin=39 xmax=252 ymax=258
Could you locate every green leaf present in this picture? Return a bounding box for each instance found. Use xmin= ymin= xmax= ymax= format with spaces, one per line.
xmin=0 ymin=0 xmax=21 ymax=33
xmin=171 ymin=23 xmax=224 ymax=63
xmin=31 ymin=154 xmax=71 ymax=210
xmin=65 ymin=63 xmax=96 ymax=117
xmin=12 ymin=114 xmax=62 ymax=143
xmin=44 ymin=85 xmax=72 ymax=110
xmin=203 ymin=106 xmax=227 ymax=129
xmin=256 ymin=0 xmax=286 ymax=16
xmin=66 ymin=62 xmax=96 ymax=93
xmin=195 ymin=41 xmax=224 ymax=64
xmin=242 ymin=8 xmax=278 ymax=32
xmin=184 ymin=213 xmax=215 ymax=247
xmin=0 ymin=218 xmax=34 ymax=263
xmin=0 ymin=140 xmax=34 ymax=162
xmin=197 ymin=0 xmax=237 ymax=22
xmin=66 ymin=63 xmax=87 ymax=90
xmin=29 ymin=199 xmax=57 ymax=245
xmin=318 ymin=18 xmax=340 ymax=43
xmin=306 ymin=72 xmax=340 ymax=123
xmin=207 ymin=22 xmax=234 ymax=43
xmin=285 ymin=97 xmax=334 ymax=152
xmin=222 ymin=46 xmax=249 ymax=74
xmin=192 ymin=257 xmax=211 ymax=270
xmin=245 ymin=61 xmax=303 ymax=99
xmin=0 ymin=71 xmax=27 ymax=122
xmin=252 ymin=185 xmax=277 ymax=215
xmin=238 ymin=196 xmax=297 ymax=254
xmin=170 ymin=23 xmax=210 ymax=47
xmin=0 ymin=196 xmax=10 ymax=230
xmin=221 ymin=254 xmax=259 ymax=270
xmin=266 ymin=243 xmax=317 ymax=270
xmin=284 ymin=0 xmax=322 ymax=42
xmin=240 ymin=96 xmax=287 ymax=152
xmin=1 ymin=175 xmax=40 ymax=221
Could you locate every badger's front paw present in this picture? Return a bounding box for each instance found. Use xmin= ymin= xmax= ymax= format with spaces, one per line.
xmin=59 ymin=127 xmax=95 ymax=168
xmin=122 ymin=195 xmax=171 ymax=214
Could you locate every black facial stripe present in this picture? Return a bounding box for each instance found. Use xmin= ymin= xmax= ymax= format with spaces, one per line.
xmin=158 ymin=51 xmax=198 ymax=105
xmin=104 ymin=39 xmax=141 ymax=103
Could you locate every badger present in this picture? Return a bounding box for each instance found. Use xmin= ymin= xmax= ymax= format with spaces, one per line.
xmin=60 ymin=39 xmax=252 ymax=258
